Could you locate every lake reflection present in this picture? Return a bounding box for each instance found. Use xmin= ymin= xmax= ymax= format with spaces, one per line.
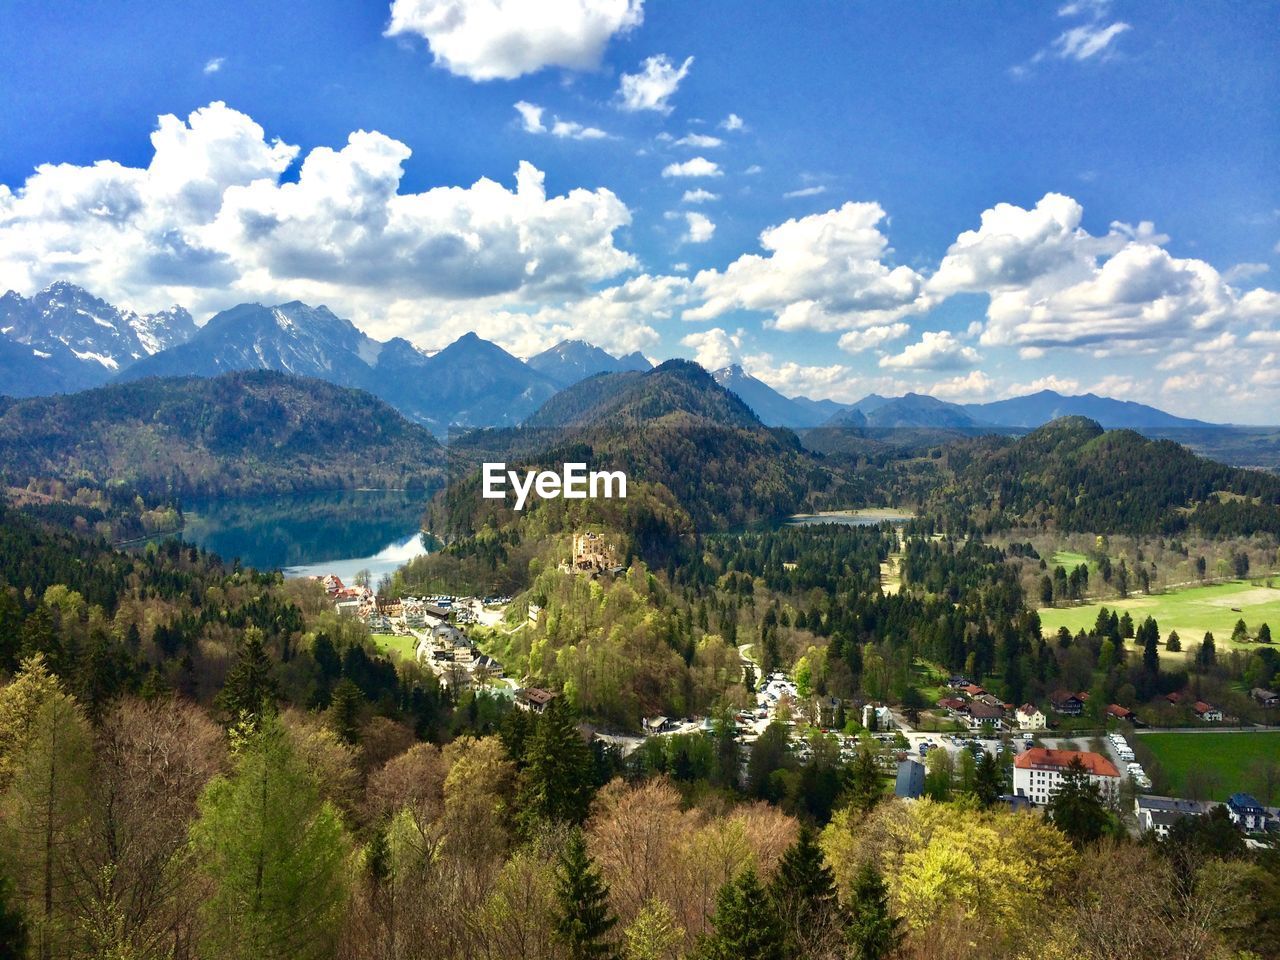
xmin=180 ymin=490 xmax=431 ymax=582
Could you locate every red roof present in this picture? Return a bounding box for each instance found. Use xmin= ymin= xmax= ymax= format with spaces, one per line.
xmin=1014 ymin=747 xmax=1120 ymax=778
xmin=962 ymin=684 xmax=985 ymax=696
xmin=1106 ymin=704 xmax=1134 ymax=719
xmin=937 ymin=697 xmax=966 ymax=711
xmin=1193 ymin=701 xmax=1216 ymax=714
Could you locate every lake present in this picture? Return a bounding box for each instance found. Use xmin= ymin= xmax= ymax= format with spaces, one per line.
xmin=179 ymin=490 xmax=433 ymax=583
xmin=786 ymin=509 xmax=914 ymax=526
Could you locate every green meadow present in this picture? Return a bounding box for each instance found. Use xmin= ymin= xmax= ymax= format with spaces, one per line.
xmin=1038 ymin=579 xmax=1280 ymax=652
xmin=370 ymin=633 xmax=419 ymax=660
xmin=1139 ymin=731 xmax=1280 ymax=801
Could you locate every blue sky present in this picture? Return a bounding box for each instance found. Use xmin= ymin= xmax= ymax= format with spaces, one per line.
xmin=1 ymin=0 xmax=1277 ymax=419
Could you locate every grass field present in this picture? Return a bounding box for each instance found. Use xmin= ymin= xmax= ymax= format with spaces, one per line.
xmin=1139 ymin=731 xmax=1280 ymax=801
xmin=371 ymin=633 xmax=418 ymax=660
xmin=1039 ymin=579 xmax=1280 ymax=653
xmin=1051 ymin=550 xmax=1091 ymax=571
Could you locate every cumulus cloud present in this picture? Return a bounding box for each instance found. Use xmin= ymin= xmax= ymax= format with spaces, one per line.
xmin=1001 ymin=375 xmax=1081 ymax=396
xmin=687 ymin=202 xmax=930 ymax=332
xmin=618 ymin=54 xmax=693 ymax=114
xmin=836 ymin=322 xmax=910 ymax=353
xmin=742 ymin=354 xmax=855 ymax=400
xmin=681 ymin=188 xmax=719 ymax=204
xmin=385 ymin=0 xmax=643 ymax=81
xmin=0 ymin=102 xmax=638 ymax=337
xmin=683 ymin=212 xmax=715 ymax=244
xmin=929 ymin=370 xmax=995 ymax=401
xmin=661 ymin=156 xmax=721 ymax=178
xmin=879 ymin=330 xmax=980 ymax=370
xmin=720 ymin=113 xmax=745 ymax=131
xmin=514 ymin=101 xmax=606 ymax=139
xmin=203 ymin=57 xmax=225 ymax=75
xmin=681 ymin=326 xmax=741 ymax=370
xmin=673 ymin=133 xmax=722 ymax=148
xmin=930 ymin=192 xmax=1280 ymax=348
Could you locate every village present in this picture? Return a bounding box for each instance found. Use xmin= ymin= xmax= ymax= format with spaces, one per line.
xmin=310 ymin=534 xmax=1280 ymax=849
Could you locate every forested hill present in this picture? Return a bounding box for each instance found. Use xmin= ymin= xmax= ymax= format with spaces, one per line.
xmin=0 ymin=370 xmax=446 ymax=499
xmin=434 ymin=360 xmax=856 ymax=541
xmin=927 ymin=416 xmax=1280 ymax=535
xmin=523 ymin=359 xmax=765 ymax=430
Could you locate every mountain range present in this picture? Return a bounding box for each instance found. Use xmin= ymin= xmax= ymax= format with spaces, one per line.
xmin=0 ymin=281 xmax=1241 ymax=442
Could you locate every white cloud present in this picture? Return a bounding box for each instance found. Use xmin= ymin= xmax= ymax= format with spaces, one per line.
xmin=551 ymin=118 xmax=608 ymax=140
xmin=929 ymin=370 xmax=995 ymax=401
xmin=930 ymin=192 xmax=1280 ymax=349
xmin=744 ymin=164 xmax=762 ymax=175
xmin=784 ymin=185 xmax=826 ymax=199
xmin=661 ymin=156 xmax=722 ymax=178
xmin=720 ymin=113 xmax=745 ymax=132
xmin=514 ymin=101 xmax=546 ymax=133
xmin=742 ymin=354 xmax=854 ymax=400
xmin=1054 ymin=20 xmax=1130 ymax=60
xmin=836 ymin=322 xmax=910 ymax=353
xmin=683 ymin=212 xmax=715 ymax=244
xmin=618 ymin=54 xmax=693 ymax=114
xmin=385 ymin=0 xmax=643 ymax=81
xmin=1225 ymin=262 xmax=1270 ymax=282
xmin=879 ymin=331 xmax=980 ymax=370
xmin=515 ymin=101 xmax=607 ymax=139
xmin=681 ymin=326 xmax=741 ymax=370
xmin=681 ymin=188 xmax=719 ymax=204
xmin=1001 ymin=375 xmax=1081 ymax=396
xmin=688 ymin=202 xmax=930 ymax=332
xmin=0 ymin=102 xmax=638 ymax=339
xmin=673 ymin=133 xmax=722 ymax=148
xmin=203 ymin=57 xmax=225 ymax=75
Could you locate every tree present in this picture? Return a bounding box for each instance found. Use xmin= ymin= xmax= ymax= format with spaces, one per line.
xmin=843 ymin=743 xmax=883 ymax=816
xmin=1260 ymin=623 xmax=1273 ymax=645
xmin=1040 ymin=575 xmax=1054 ymax=606
xmin=518 ymin=699 xmax=597 ymax=827
xmin=622 ymin=899 xmax=683 ymax=960
xmin=746 ymin=722 xmax=792 ymax=802
xmin=769 ymin=825 xmax=839 ymax=960
xmin=1196 ymin=632 xmax=1217 ymax=669
xmin=553 ymin=830 xmax=618 ymax=960
xmin=215 ymin=627 xmax=279 ymax=721
xmin=974 ymin=749 xmax=1003 ymax=808
xmin=845 ymin=860 xmax=901 ymax=960
xmin=0 ymin=868 xmax=27 ymax=960
xmin=1047 ymin=757 xmax=1109 ymax=848
xmin=901 ymin=686 xmax=924 ymax=726
xmin=0 ymin=690 xmax=93 ymax=960
xmin=189 ymin=713 xmax=350 ymax=960
xmin=1166 ymin=630 xmax=1181 ymax=653
xmin=327 ymin=678 xmax=365 ymax=744
xmin=1232 ymin=618 xmax=1249 ymax=644
xmin=696 ymin=867 xmax=784 ymax=960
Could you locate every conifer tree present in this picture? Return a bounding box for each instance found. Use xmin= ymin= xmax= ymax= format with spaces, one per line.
xmin=843 ymin=743 xmax=883 ymax=816
xmin=519 ymin=698 xmax=596 ymax=827
xmin=974 ymin=749 xmax=1003 ymax=807
xmin=215 ymin=627 xmax=279 ymax=721
xmin=553 ymin=830 xmax=619 ymax=960
xmin=769 ymin=825 xmax=839 ymax=959
xmin=1047 ymin=756 xmax=1109 ymax=848
xmin=697 ymin=867 xmax=784 ymax=960
xmin=845 ymin=861 xmax=901 ymax=960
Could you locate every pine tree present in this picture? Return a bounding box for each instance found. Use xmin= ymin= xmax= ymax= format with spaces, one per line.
xmin=845 ymin=861 xmax=901 ymax=960
xmin=843 ymin=743 xmax=883 ymax=816
xmin=215 ymin=627 xmax=279 ymax=721
xmin=622 ymin=898 xmax=683 ymax=960
xmin=697 ymin=867 xmax=784 ymax=960
xmin=769 ymin=825 xmax=839 ymax=960
xmin=974 ymin=749 xmax=1003 ymax=807
xmin=327 ymin=678 xmax=365 ymax=745
xmin=1047 ymin=756 xmax=1109 ymax=848
xmin=553 ymin=830 xmax=618 ymax=960
xmin=519 ymin=699 xmax=596 ymax=827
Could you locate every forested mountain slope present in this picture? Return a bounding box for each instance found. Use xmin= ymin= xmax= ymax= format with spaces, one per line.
xmin=0 ymin=370 xmax=445 ymax=498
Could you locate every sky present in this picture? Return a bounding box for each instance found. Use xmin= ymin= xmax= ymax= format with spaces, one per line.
xmin=0 ymin=0 xmax=1278 ymax=421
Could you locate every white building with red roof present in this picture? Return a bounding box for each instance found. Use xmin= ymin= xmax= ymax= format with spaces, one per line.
xmin=1013 ymin=747 xmax=1120 ymax=806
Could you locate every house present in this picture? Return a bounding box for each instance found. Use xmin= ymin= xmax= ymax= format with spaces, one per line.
xmin=644 ymin=716 xmax=675 ymax=735
xmin=1193 ymin=701 xmax=1223 ymax=722
xmin=862 ymin=704 xmax=894 ymax=731
xmin=947 ymin=675 xmax=974 ymax=690
xmin=1227 ymin=793 xmax=1270 ymax=832
xmin=1015 ymin=704 xmax=1046 ymax=731
xmin=1252 ymin=688 xmax=1280 ymax=709
xmin=1106 ymin=704 xmax=1136 ymax=723
xmin=1135 ymin=795 xmax=1210 ymax=839
xmin=937 ymin=697 xmax=968 ymax=714
xmin=1050 ymin=690 xmax=1085 ymax=716
xmin=961 ymin=683 xmax=986 ymax=698
xmin=967 ymin=702 xmax=1006 ymax=731
xmin=895 ymin=759 xmax=925 ymax=799
xmin=1165 ymin=690 xmax=1190 ymax=706
xmin=516 ymin=687 xmax=557 ymax=714
xmin=1013 ymin=748 xmax=1121 ymax=806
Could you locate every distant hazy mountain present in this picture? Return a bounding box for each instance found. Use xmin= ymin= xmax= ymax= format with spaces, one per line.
xmin=527 ymin=339 xmax=651 ymax=387
xmin=824 ymin=393 xmax=982 ymax=430
xmin=963 ymin=389 xmax=1213 ymax=430
xmin=708 ymin=365 xmax=825 ymax=428
xmin=0 ymin=281 xmax=195 ymax=395
xmin=118 ymin=301 xmax=560 ymax=434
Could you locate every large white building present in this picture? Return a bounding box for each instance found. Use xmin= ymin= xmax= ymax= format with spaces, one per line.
xmin=1013 ymin=748 xmax=1120 ymax=806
